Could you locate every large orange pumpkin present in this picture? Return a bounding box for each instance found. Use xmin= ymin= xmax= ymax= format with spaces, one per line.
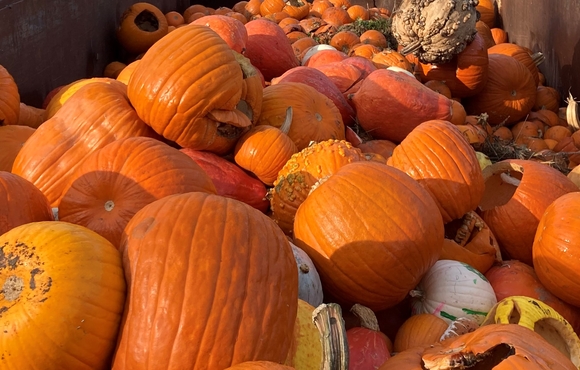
xmin=12 ymin=80 xmax=156 ymax=207
xmin=533 ymin=192 xmax=580 ymax=308
xmin=464 ymin=54 xmax=537 ymax=125
xmin=0 ymin=172 xmax=54 ymax=235
xmin=0 ymin=65 xmax=20 ymax=126
xmin=388 ymin=120 xmax=485 ymax=223
xmin=113 ymin=192 xmax=298 ymax=369
xmin=59 ymin=137 xmax=216 ymax=248
xmin=0 ymin=221 xmax=126 ymax=369
xmin=127 ymin=25 xmax=262 ymax=153
xmin=0 ymin=125 xmax=35 ymax=172
xmin=293 ymin=161 xmax=444 ymax=311
xmin=488 ymin=42 xmax=542 ymax=86
xmin=192 ymin=14 xmax=248 ymax=54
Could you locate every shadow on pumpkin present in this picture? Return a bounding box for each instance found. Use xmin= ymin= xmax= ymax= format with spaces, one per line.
xmin=58 ymin=171 xmax=157 ymax=249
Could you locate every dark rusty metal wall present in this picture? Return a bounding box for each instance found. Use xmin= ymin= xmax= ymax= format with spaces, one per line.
xmin=0 ymin=0 xmax=189 ymax=107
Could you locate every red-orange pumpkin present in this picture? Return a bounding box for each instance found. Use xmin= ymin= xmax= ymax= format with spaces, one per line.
xmin=59 ymin=137 xmax=216 ymax=247
xmin=113 ymin=192 xmax=298 ymax=369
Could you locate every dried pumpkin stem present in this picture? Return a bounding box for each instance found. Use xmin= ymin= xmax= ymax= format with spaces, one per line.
xmin=454 ymin=212 xmax=477 ymax=247
xmin=566 ymin=92 xmax=580 ymax=132
xmin=313 ymin=303 xmax=349 ymax=370
xmin=280 ymin=106 xmax=294 ymax=134
xmin=350 ymin=304 xmax=380 ymax=331
xmin=531 ymin=51 xmax=545 ymax=66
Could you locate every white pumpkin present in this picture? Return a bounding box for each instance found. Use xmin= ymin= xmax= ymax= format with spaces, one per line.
xmin=290 ymin=241 xmax=324 ymax=307
xmin=410 ymin=260 xmax=497 ymax=325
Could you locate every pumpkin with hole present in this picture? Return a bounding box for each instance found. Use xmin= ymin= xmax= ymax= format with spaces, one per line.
xmin=0 ymin=221 xmax=126 ymax=370
xmin=257 ymin=82 xmax=344 ymax=150
xmin=350 ymin=69 xmax=464 ymax=143
xmin=533 ymin=192 xmax=580 ymax=308
xmin=112 ymin=192 xmax=298 ymax=369
xmin=464 ymin=54 xmax=537 ymax=125
xmin=245 ymin=18 xmax=300 ymax=81
xmin=485 ymin=260 xmax=580 ymax=334
xmin=0 ymin=65 xmax=20 ymax=126
xmin=388 ymin=120 xmax=485 ymax=223
xmin=192 ymin=15 xmax=248 ymax=54
xmin=116 ymin=2 xmax=168 ymax=54
xmin=180 ymin=148 xmax=270 ymax=213
xmin=58 ymin=137 xmax=216 ymax=248
xmin=12 ymin=80 xmax=157 ymax=207
xmin=0 ymin=125 xmax=35 ymax=172
xmin=479 ymin=159 xmax=579 ymax=266
xmin=293 ymin=161 xmax=444 ymax=311
xmin=127 ymin=25 xmax=262 ymax=153
xmin=0 ymin=171 xmax=54 ymax=235
xmin=268 ymin=140 xmax=376 ymax=235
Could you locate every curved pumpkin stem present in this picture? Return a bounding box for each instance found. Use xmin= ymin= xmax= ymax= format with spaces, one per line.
xmin=280 ymin=106 xmax=294 ymax=135
xmin=531 ymin=51 xmax=545 ymax=67
xmin=350 ymin=303 xmax=380 ymax=331
xmin=313 ymin=303 xmax=349 ymax=370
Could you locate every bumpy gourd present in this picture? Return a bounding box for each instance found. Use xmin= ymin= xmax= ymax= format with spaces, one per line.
xmin=392 ymin=0 xmax=480 ymax=64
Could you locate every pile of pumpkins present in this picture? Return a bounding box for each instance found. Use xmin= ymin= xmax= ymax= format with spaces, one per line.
xmin=2 ymin=0 xmax=580 ymax=369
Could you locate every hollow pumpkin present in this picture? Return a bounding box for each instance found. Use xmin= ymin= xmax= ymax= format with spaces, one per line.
xmin=59 ymin=137 xmax=216 ymax=248
xmin=127 ymin=25 xmax=262 ymax=153
xmin=0 ymin=221 xmax=126 ymax=369
xmin=417 ymin=33 xmax=489 ymax=98
xmin=464 ymin=54 xmax=537 ymax=125
xmin=388 ymin=120 xmax=485 ymax=223
xmin=116 ymin=2 xmax=169 ymax=54
xmin=268 ymin=139 xmax=375 ymax=235
xmin=479 ymin=159 xmax=579 ymax=266
xmin=0 ymin=125 xmax=35 ymax=172
xmin=0 ymin=64 xmax=20 ymax=126
xmin=257 ymin=82 xmax=345 ymax=150
xmin=293 ymin=161 xmax=444 ymax=311
xmin=12 ymin=80 xmax=157 ymax=207
xmin=533 ymin=192 xmax=580 ymax=308
xmin=192 ymin=14 xmax=248 ymax=54
xmin=112 ymin=192 xmax=298 ymax=369
xmin=0 ymin=171 xmax=54 ymax=235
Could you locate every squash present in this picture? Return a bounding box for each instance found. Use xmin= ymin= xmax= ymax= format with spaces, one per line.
xmin=411 ymin=260 xmax=497 ymax=325
xmin=293 ymin=161 xmax=444 ymax=311
xmin=0 ymin=64 xmax=20 ymax=126
xmin=113 ymin=192 xmax=298 ymax=369
xmin=290 ymin=241 xmax=324 ymax=307
xmin=59 ymin=137 xmax=216 ymax=248
xmin=284 ymin=299 xmax=323 ymax=369
xmin=0 ymin=221 xmax=126 ymax=369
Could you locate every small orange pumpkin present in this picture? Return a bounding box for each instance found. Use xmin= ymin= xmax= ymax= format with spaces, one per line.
xmin=116 ymin=2 xmax=169 ymax=54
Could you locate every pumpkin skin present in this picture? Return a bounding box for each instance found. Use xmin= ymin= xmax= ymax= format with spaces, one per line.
xmin=59 ymin=137 xmax=216 ymax=248
xmin=347 ymin=305 xmax=392 ymax=369
xmin=257 ymin=82 xmax=345 ymax=151
xmin=113 ymin=192 xmax=298 ymax=369
xmin=485 ymin=260 xmax=580 ymax=335
xmin=0 ymin=125 xmax=35 ymax=172
xmin=357 ymin=140 xmax=397 ymax=160
xmin=234 ymin=125 xmax=298 ymax=185
xmin=269 ymin=140 xmax=374 ymax=235
xmin=393 ymin=313 xmax=449 ymax=353
xmin=351 ymin=69 xmax=459 ymax=143
xmin=192 ymin=15 xmax=248 ymax=54
xmin=0 ymin=221 xmax=126 ymax=370
xmin=533 ymin=192 xmax=580 ymax=308
xmin=12 ymin=80 xmax=156 ymax=207
xmin=0 ymin=64 xmax=20 ymax=126
xmin=271 ymin=66 xmax=356 ymax=127
xmin=290 ymin=241 xmax=324 ymax=307
xmin=44 ymin=77 xmax=114 ymax=119
xmin=116 ymin=2 xmax=169 ymax=54
xmin=16 ymin=103 xmax=45 ymax=128
xmin=284 ymin=299 xmax=323 ymax=368
xmin=0 ymin=172 xmax=54 ymax=235
xmin=464 ymin=54 xmax=537 ymax=125
xmin=293 ymin=161 xmax=444 ymax=311
xmin=388 ymin=120 xmax=485 ymax=223
xmin=226 ymin=361 xmax=295 ymax=370
xmin=380 ymin=324 xmax=577 ymax=370
xmin=127 ymin=25 xmax=262 ymax=153
xmin=488 ymin=42 xmax=541 ymax=86
xmin=478 ymin=159 xmax=579 ymax=266
xmin=244 ymin=18 xmax=300 ymax=81
xmin=417 ymin=33 xmax=489 ymax=98
xmin=180 ymin=148 xmax=270 ymax=213
xmin=116 ymin=60 xmax=140 ymax=85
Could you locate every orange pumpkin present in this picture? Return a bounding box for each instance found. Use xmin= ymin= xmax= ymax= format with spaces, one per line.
xmin=321 ymin=6 xmax=352 ymax=28
xmin=359 ymin=29 xmax=387 ymax=49
xmin=59 ymin=137 xmax=216 ymax=247
xmin=0 ymin=65 xmax=20 ymax=126
xmin=0 ymin=171 xmax=54 ymax=235
xmin=113 ymin=192 xmax=298 ymax=369
xmin=329 ymin=31 xmax=361 ymax=54
xmin=475 ymin=20 xmax=495 ymax=49
xmin=226 ymin=362 xmax=295 ymax=369
xmin=372 ymin=49 xmax=414 ymax=72
xmin=393 ymin=314 xmax=449 ymax=353
xmin=116 ymin=2 xmax=169 ymax=54
xmin=127 ymin=25 xmax=262 ymax=153
xmin=347 ymin=4 xmax=369 ymax=21
xmin=103 ymin=61 xmax=127 ymax=79
xmin=0 ymin=125 xmax=35 ymax=172
xmin=476 ymin=0 xmax=496 ymax=28
xmin=490 ymin=27 xmax=508 ymax=44
xmin=293 ymin=161 xmax=444 ymax=311
xmin=533 ymin=85 xmax=561 ymax=112
xmin=489 ymin=43 xmax=543 ymax=86
xmin=192 ymin=14 xmax=248 ymax=54
xmin=164 ymin=11 xmax=184 ymax=27
xmin=116 ymin=60 xmax=140 ymax=85
xmin=357 ymin=139 xmax=397 ymax=160
xmin=15 ymin=103 xmax=45 ymax=128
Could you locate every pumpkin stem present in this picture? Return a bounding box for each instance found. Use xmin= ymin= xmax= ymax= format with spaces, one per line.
xmin=454 ymin=211 xmax=477 ymax=247
xmin=566 ymin=92 xmax=580 ymax=132
xmin=439 ymin=317 xmax=480 ymax=341
xmin=530 ymin=51 xmax=545 ymax=67
xmin=280 ymin=106 xmax=294 ymax=134
xmin=350 ymin=304 xmax=381 ymax=331
xmin=313 ymin=303 xmax=349 ymax=370
xmin=409 ymin=289 xmax=423 ymax=298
